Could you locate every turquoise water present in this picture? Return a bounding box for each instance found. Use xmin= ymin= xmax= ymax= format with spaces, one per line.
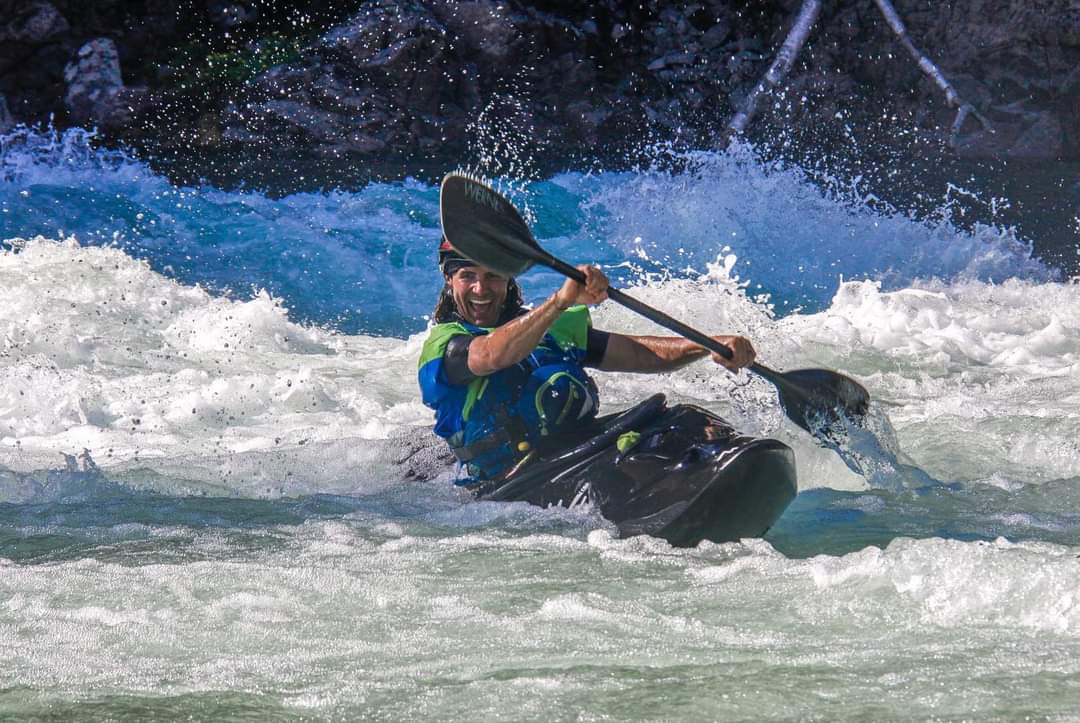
xmin=2 ymin=126 xmax=1080 ymax=719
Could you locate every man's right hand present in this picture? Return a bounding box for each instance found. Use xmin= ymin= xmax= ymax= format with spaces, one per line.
xmin=554 ymin=265 xmax=609 ymax=310
xmin=709 ymin=335 xmax=756 ymax=371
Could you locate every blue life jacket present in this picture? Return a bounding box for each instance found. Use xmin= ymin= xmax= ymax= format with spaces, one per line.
xmin=418 ymin=306 xmax=600 ymax=480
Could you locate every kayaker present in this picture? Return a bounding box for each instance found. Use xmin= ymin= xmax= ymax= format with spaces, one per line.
xmin=418 ymin=239 xmax=756 ymax=483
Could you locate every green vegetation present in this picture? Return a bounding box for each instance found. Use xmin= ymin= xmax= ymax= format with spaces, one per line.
xmin=167 ymin=32 xmax=305 ymax=95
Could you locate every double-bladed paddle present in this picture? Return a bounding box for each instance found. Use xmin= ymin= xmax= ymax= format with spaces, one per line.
xmin=438 ymin=171 xmax=871 ymax=445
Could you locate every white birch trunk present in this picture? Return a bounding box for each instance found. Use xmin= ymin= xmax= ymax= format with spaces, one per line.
xmin=726 ymin=0 xmax=821 ymax=135
xmin=725 ymin=0 xmax=993 ymax=146
xmin=872 ymin=0 xmax=992 ymax=141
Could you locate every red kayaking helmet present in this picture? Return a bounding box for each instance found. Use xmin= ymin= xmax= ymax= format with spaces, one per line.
xmin=439 ymin=237 xmax=474 ymax=276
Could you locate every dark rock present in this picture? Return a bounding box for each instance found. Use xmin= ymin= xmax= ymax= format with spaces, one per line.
xmin=430 ymin=0 xmax=518 ymax=60
xmin=9 ymin=43 xmax=69 ymax=91
xmin=250 ymin=99 xmax=346 ymax=143
xmin=321 ymin=1 xmax=447 ymax=69
xmin=700 ymin=21 xmax=731 ymax=50
xmin=1009 ymin=111 xmax=1064 ymax=160
xmin=0 ymin=0 xmax=1075 ymax=272
xmin=647 ymin=52 xmax=695 ymax=72
xmin=1064 ymin=8 xmax=1080 ymax=46
xmin=196 ymin=111 xmax=221 ymax=146
xmin=0 ymin=93 xmax=13 ymax=131
xmin=566 ymin=99 xmax=612 ymax=132
xmin=952 ymin=104 xmax=1065 ymax=161
xmin=2 ymin=0 xmax=1077 ymax=178
xmin=63 ymin=38 xmax=125 ymax=125
xmin=208 ymin=1 xmax=258 ymax=29
xmin=2 ymin=1 xmax=68 ymax=44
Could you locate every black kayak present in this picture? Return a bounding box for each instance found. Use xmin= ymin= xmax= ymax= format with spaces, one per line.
xmin=471 ymin=394 xmax=798 ymax=546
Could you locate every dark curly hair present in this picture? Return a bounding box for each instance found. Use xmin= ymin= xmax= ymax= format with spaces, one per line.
xmin=432 ymin=276 xmax=526 ymax=325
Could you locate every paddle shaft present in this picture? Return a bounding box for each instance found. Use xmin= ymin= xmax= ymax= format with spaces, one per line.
xmin=544 ymin=254 xmax=780 ymax=381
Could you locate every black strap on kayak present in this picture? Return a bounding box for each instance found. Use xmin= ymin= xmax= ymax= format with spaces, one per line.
xmin=479 ymin=394 xmax=668 ymax=501
xmin=452 ymin=434 xmax=504 ymax=463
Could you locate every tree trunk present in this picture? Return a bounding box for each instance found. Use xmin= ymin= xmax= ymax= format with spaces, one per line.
xmin=726 ymin=0 xmax=821 ymax=137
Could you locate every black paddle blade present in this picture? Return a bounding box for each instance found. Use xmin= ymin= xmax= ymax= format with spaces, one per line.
xmin=769 ymin=368 xmax=870 ymax=437
xmin=440 ymin=172 xmax=545 ymax=276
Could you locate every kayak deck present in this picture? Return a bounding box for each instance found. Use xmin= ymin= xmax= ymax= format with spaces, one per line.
xmin=476 ymin=395 xmax=798 ymax=546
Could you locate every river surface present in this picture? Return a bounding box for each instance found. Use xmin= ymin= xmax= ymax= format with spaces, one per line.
xmin=2 ymin=126 xmax=1079 ymax=720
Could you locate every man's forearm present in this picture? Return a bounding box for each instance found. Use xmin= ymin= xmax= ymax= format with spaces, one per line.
xmin=467 ymin=294 xmax=567 ymax=375
xmin=598 ymin=334 xmax=709 ymax=373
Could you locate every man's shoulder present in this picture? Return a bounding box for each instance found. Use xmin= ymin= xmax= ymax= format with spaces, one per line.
xmin=419 ymin=322 xmax=474 ymax=367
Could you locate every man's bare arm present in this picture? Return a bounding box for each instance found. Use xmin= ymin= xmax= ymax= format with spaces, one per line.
xmin=468 ymin=265 xmax=609 ymax=376
xmin=467 ymin=295 xmax=567 ymax=375
xmin=598 ymin=333 xmax=756 ymax=373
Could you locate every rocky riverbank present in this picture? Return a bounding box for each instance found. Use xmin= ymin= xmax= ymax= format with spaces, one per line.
xmin=2 ymin=0 xmax=1078 ymax=267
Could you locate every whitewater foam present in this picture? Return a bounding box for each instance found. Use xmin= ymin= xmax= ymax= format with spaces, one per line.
xmin=3 ymin=231 xmax=1078 ymax=500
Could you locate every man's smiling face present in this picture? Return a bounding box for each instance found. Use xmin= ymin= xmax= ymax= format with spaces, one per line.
xmin=448 ymin=265 xmax=509 ymax=327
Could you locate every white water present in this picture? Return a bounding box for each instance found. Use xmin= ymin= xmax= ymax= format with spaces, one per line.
xmin=5 ymin=234 xmax=1078 ymax=494
xmin=3 ymin=127 xmax=1080 ymax=719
